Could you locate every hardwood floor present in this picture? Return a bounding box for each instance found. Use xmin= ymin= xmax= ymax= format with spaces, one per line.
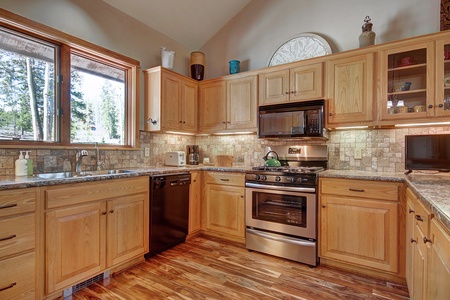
xmin=68 ymin=235 xmax=409 ymax=300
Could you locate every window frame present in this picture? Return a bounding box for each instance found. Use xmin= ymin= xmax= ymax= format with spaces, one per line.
xmin=0 ymin=9 xmax=140 ymax=149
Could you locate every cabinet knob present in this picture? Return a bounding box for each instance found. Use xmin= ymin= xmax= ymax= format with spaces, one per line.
xmin=321 ymin=205 xmax=326 ymax=208
xmin=423 ymin=237 xmax=432 ymax=244
xmin=409 ymin=209 xmax=415 ymax=214
xmin=415 ymin=215 xmax=424 ymax=222
xmin=291 ymin=91 xmax=296 ymax=94
xmin=147 ymin=118 xmax=157 ymax=125
xmin=285 ymin=91 xmax=289 ymax=95
xmin=222 ymin=121 xmax=227 ymax=124
xmin=410 ymin=238 xmax=417 ymax=244
xmin=179 ymin=121 xmax=182 ymax=123
xmin=428 ymin=105 xmax=433 ymax=109
xmin=0 ymin=282 xmax=16 ymax=292
xmin=101 ymin=211 xmax=107 ymax=215
xmin=109 ymin=209 xmax=115 ymax=213
xmin=438 ymin=104 xmax=444 ymax=108
xmin=329 ymin=113 xmax=333 ymax=116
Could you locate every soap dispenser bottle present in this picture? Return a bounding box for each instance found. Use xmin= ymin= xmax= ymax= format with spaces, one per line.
xmin=15 ymin=151 xmax=27 ymax=177
xmin=25 ymin=151 xmax=33 ymax=176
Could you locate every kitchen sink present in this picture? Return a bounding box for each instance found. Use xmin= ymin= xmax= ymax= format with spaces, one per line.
xmin=34 ymin=169 xmax=134 ymax=179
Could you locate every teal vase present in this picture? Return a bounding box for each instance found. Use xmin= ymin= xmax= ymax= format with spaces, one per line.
xmin=229 ymin=60 xmax=240 ymax=74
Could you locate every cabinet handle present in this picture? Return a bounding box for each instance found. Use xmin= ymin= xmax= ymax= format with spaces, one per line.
xmin=415 ymin=215 xmax=424 ymax=222
xmin=285 ymin=91 xmax=289 ymax=95
xmin=0 ymin=282 xmax=16 ymax=292
xmin=349 ymin=188 xmax=365 ymax=192
xmin=220 ymin=179 xmax=230 ymax=181
xmin=222 ymin=121 xmax=227 ymax=124
xmin=409 ymin=209 xmax=415 ymax=214
xmin=179 ymin=121 xmax=182 ymax=123
xmin=428 ymin=105 xmax=433 ymax=109
xmin=439 ymin=104 xmax=444 ymax=108
xmin=410 ymin=238 xmax=417 ymax=244
xmin=291 ymin=91 xmax=296 ymax=94
xmin=423 ymin=237 xmax=432 ymax=244
xmin=329 ymin=113 xmax=333 ymax=116
xmin=0 ymin=234 xmax=17 ymax=242
xmin=0 ymin=203 xmax=17 ymax=210
xmin=147 ymin=118 xmax=157 ymax=125
xmin=321 ymin=205 xmax=326 ymax=208
xmin=101 ymin=211 xmax=107 ymax=215
xmin=240 ymin=195 xmax=244 ymax=198
xmin=109 ymin=209 xmax=115 ymax=213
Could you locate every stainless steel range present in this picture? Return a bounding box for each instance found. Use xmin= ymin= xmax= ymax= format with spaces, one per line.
xmin=245 ymin=145 xmax=327 ymax=267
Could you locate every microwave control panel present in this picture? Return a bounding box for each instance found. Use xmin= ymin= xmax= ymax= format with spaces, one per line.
xmin=306 ymin=109 xmax=322 ymax=134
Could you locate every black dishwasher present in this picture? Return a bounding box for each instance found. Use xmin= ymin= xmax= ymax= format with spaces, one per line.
xmin=145 ymin=173 xmax=191 ymax=258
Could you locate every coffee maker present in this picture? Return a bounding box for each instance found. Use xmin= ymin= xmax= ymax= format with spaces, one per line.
xmin=186 ymin=145 xmax=199 ymax=165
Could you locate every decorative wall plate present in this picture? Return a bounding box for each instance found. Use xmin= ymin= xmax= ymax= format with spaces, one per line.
xmin=268 ymin=33 xmax=332 ymax=67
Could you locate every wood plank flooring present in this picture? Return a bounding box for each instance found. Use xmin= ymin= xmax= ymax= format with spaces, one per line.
xmin=67 ymin=235 xmax=410 ymax=300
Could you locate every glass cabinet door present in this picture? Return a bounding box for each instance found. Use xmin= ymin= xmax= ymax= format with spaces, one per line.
xmin=436 ymin=39 xmax=450 ymax=117
xmin=380 ymin=42 xmax=433 ymax=121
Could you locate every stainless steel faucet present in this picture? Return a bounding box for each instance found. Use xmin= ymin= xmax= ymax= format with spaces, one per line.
xmin=95 ymin=142 xmax=102 ymax=170
xmin=75 ymin=148 xmax=88 ymax=173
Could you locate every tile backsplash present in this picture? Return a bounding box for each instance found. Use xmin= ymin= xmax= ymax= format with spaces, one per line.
xmin=1 ymin=126 xmax=449 ymax=175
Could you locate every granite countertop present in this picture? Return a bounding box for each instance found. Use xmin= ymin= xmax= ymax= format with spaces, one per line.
xmin=320 ymin=169 xmax=450 ymax=231
xmin=0 ymin=166 xmax=448 ymax=230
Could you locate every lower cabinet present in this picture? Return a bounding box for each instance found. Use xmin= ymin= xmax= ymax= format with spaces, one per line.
xmin=188 ymin=171 xmax=202 ymax=237
xmin=44 ymin=177 xmax=149 ymax=296
xmin=406 ymin=187 xmax=450 ymax=299
xmin=203 ymin=172 xmax=245 ymax=242
xmin=319 ymin=178 xmax=402 ymax=276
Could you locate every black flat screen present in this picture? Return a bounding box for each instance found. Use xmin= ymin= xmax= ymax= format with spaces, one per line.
xmin=405 ymin=134 xmax=450 ymax=172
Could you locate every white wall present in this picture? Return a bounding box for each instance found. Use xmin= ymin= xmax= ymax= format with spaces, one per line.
xmin=201 ymin=0 xmax=441 ymax=78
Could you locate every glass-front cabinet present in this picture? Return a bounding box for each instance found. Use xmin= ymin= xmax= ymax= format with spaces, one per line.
xmin=436 ymin=38 xmax=450 ymax=117
xmin=379 ymin=42 xmax=433 ymax=122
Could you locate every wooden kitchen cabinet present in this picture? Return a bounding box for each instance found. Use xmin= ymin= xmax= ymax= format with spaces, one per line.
xmin=0 ymin=188 xmax=37 ymax=300
xmin=203 ymin=172 xmax=245 ymax=242
xmin=326 ymin=52 xmax=374 ymax=126
xmin=188 ymin=171 xmax=202 ymax=237
xmin=435 ymin=38 xmax=450 ymax=118
xmin=199 ymin=74 xmax=257 ymax=133
xmin=405 ymin=187 xmax=450 ymax=300
xmin=259 ymin=62 xmax=323 ymax=105
xmin=144 ymin=66 xmax=198 ymax=133
xmin=319 ymin=178 xmax=401 ymax=275
xmin=44 ymin=177 xmax=149 ymax=296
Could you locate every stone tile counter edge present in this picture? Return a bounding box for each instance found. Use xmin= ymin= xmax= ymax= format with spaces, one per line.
xmin=319 ymin=170 xmax=450 ymax=231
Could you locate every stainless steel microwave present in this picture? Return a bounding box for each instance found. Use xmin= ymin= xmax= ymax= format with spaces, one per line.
xmin=258 ymin=100 xmax=325 ymax=139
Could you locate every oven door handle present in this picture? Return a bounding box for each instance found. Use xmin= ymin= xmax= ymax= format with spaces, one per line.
xmin=247 ymin=228 xmax=315 ymax=247
xmin=245 ymin=182 xmax=316 ymax=193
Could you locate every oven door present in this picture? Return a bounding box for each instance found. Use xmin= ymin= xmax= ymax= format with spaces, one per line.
xmin=245 ymin=183 xmax=316 ymax=239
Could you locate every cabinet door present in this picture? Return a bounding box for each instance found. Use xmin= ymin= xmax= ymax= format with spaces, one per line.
xmin=290 ymin=63 xmax=323 ymax=101
xmin=227 ymin=75 xmax=257 ymax=130
xmin=46 ymin=202 xmax=106 ymax=293
xmin=161 ymin=72 xmax=182 ymax=130
xmin=426 ymin=219 xmax=450 ymax=299
xmin=205 ymin=184 xmax=245 ymax=238
xmin=107 ymin=193 xmax=148 ymax=267
xmin=320 ymin=195 xmax=398 ymax=272
xmin=412 ymin=223 xmax=427 ymax=300
xmin=327 ymin=53 xmax=374 ymax=125
xmin=188 ymin=171 xmax=202 ymax=235
xmin=405 ymin=190 xmax=416 ymax=290
xmin=435 ymin=39 xmax=450 ymax=117
xmin=181 ymin=79 xmax=198 ymax=132
xmin=199 ymin=80 xmax=226 ymax=132
xmin=259 ymin=69 xmax=289 ymax=105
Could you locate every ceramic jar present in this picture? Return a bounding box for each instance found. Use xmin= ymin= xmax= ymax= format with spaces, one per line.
xmin=359 ymin=16 xmax=376 ymax=47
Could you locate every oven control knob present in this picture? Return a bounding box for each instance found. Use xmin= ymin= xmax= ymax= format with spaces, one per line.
xmin=254 ymin=174 xmax=260 ymax=180
xmin=275 ymin=176 xmax=281 ymax=182
xmin=287 ymin=177 xmax=296 ymax=183
xmin=261 ymin=175 xmax=267 ymax=181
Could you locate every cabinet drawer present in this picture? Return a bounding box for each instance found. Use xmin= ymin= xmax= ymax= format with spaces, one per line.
xmin=414 ymin=198 xmax=432 ymax=235
xmin=320 ymin=178 xmax=399 ymax=201
xmin=0 ymin=214 xmax=35 ymax=258
xmin=0 ymin=189 xmax=35 ymax=218
xmin=205 ymin=172 xmax=244 ymax=186
xmin=45 ymin=176 xmax=149 ymax=209
xmin=0 ymin=251 xmax=35 ymax=300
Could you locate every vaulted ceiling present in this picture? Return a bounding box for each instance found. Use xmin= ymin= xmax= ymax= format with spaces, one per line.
xmin=101 ymin=0 xmax=252 ymax=50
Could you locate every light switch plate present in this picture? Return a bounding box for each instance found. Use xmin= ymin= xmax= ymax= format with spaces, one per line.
xmin=354 ymin=148 xmax=362 ymax=159
xmin=144 ymin=147 xmax=150 ymax=157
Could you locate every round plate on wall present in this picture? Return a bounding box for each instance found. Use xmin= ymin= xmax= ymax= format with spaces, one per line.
xmin=268 ymin=33 xmax=332 ymax=67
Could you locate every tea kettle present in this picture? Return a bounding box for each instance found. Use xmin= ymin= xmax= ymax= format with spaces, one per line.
xmin=263 ymin=150 xmax=281 ymax=167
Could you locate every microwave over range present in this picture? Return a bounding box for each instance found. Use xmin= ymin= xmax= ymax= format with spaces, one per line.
xmin=258 ymin=100 xmax=326 ymax=139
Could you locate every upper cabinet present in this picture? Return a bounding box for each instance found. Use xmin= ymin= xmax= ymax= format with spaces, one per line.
xmin=435 ymin=38 xmax=450 ymax=118
xmin=199 ymin=74 xmax=257 ymax=134
xmin=144 ymin=67 xmax=198 ymax=133
xmin=379 ymin=42 xmax=434 ymax=123
xmin=326 ymin=52 xmax=374 ymax=126
xmin=259 ymin=62 xmax=323 ymax=105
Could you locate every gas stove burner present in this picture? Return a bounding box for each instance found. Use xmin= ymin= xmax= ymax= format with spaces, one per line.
xmin=252 ymin=166 xmax=288 ymax=172
xmin=251 ymin=166 xmax=324 ymax=174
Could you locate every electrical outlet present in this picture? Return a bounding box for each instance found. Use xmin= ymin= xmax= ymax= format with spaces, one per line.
xmin=144 ymin=147 xmax=150 ymax=157
xmin=354 ymin=148 xmax=362 ymax=159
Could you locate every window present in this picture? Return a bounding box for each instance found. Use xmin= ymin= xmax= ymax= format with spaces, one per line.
xmin=0 ymin=14 xmax=139 ymax=148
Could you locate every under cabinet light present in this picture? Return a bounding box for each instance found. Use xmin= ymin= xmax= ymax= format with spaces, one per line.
xmin=333 ymin=126 xmax=369 ymax=130
xmin=395 ymin=122 xmax=450 ymax=127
